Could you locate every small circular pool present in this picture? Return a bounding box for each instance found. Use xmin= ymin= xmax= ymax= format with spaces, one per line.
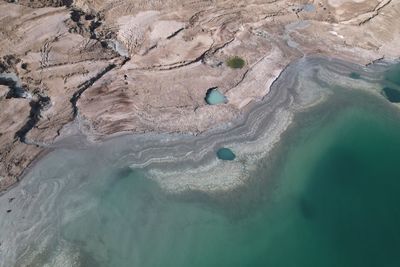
xmin=216 ymin=148 xmax=236 ymax=160
xmin=205 ymin=88 xmax=227 ymax=105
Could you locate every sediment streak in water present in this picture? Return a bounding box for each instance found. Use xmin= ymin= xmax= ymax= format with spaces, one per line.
xmin=92 ymin=56 xmax=394 ymax=193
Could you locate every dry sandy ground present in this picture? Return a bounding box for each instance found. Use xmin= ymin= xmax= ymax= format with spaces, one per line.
xmin=0 ymin=0 xmax=399 ymax=190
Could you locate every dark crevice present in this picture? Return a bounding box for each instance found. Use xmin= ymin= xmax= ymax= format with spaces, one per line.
xmin=85 ymin=14 xmax=96 ymax=21
xmin=0 ymin=73 xmax=51 ymax=144
xmin=66 ymin=8 xmax=128 ymax=59
xmin=0 ymin=55 xmax=20 ymax=73
xmin=0 ymin=77 xmax=30 ymax=99
xmin=358 ymin=0 xmax=392 ymax=25
xmin=136 ymin=47 xmax=210 ymax=71
xmin=166 ymin=28 xmax=184 ymax=39
xmin=131 ymin=36 xmax=239 ymax=71
xmin=70 ymin=56 xmax=129 ymax=116
xmin=89 ymin=20 xmax=102 ymax=39
xmin=70 ymin=64 xmax=117 ymax=116
xmin=232 ymin=68 xmax=250 ymax=87
xmin=62 ymin=0 xmax=73 ymax=7
xmin=120 ymin=57 xmax=130 ymax=67
xmin=66 ymin=5 xmax=133 ymax=60
xmin=15 ymin=95 xmax=51 ymax=143
xmin=141 ymin=44 xmax=157 ymax=56
xmin=68 ymin=9 xmax=103 ymax=40
xmin=70 ymin=9 xmax=84 ymax=23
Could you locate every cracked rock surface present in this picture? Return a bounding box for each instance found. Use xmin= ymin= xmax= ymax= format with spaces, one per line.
xmin=0 ymin=0 xmax=400 ymax=190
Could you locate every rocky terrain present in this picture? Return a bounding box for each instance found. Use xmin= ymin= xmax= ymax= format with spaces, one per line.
xmin=0 ymin=0 xmax=399 ymax=190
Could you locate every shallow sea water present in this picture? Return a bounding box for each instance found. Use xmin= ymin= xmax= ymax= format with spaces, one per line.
xmin=61 ymin=92 xmax=400 ymax=267
xmin=2 ymin=62 xmax=400 ymax=267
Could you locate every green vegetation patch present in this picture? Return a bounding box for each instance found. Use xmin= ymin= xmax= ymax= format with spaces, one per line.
xmin=226 ymin=56 xmax=245 ymax=69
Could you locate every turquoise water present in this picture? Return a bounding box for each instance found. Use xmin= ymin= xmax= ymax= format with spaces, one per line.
xmin=205 ymin=88 xmax=227 ymax=105
xmin=384 ymin=63 xmax=400 ymax=86
xmin=216 ymin=147 xmax=236 ymax=160
xmin=382 ymin=64 xmax=400 ymax=102
xmin=39 ymin=91 xmax=400 ymax=267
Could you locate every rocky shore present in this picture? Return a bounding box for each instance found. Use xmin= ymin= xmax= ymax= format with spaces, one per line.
xmin=1 ymin=0 xmax=399 ymax=191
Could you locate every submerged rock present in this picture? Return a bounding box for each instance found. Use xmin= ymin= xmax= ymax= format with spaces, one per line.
xmin=349 ymin=72 xmax=361 ymax=79
xmin=382 ymin=87 xmax=400 ymax=103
